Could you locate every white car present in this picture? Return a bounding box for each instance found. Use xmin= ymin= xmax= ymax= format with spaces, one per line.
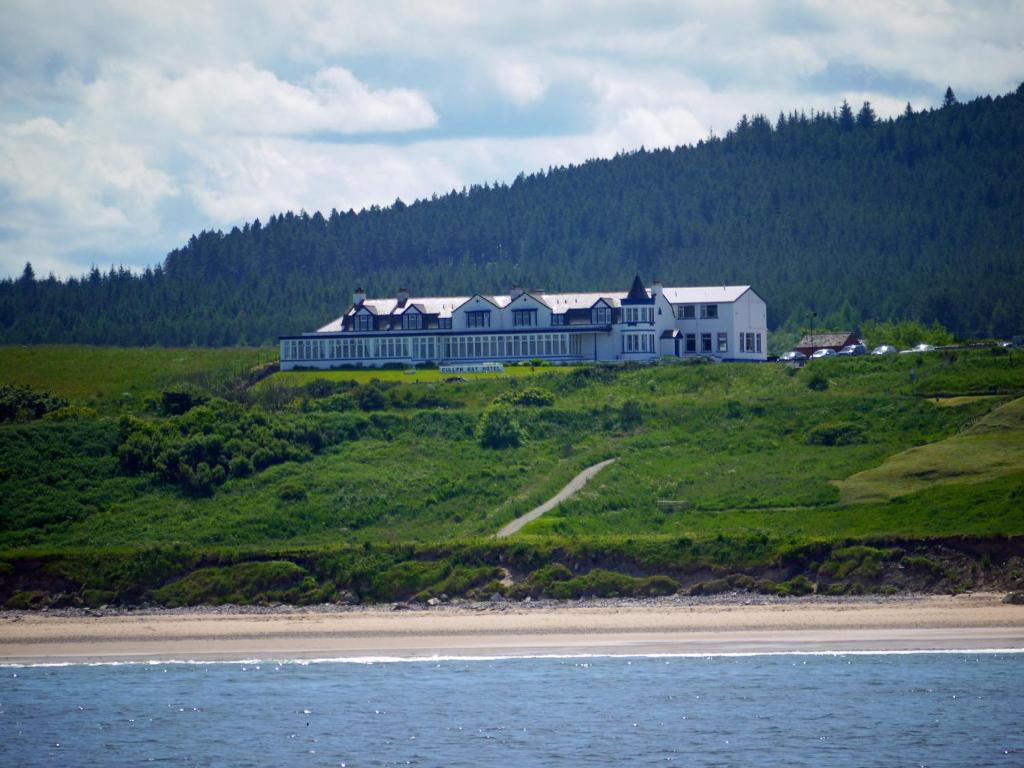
xmin=810 ymin=348 xmax=837 ymax=359
xmin=871 ymin=345 xmax=898 ymax=355
xmin=779 ymin=350 xmax=808 ymax=362
xmin=899 ymin=343 xmax=936 ymax=354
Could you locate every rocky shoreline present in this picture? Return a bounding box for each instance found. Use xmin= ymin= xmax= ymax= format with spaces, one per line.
xmin=1 ymin=590 xmax=999 ymax=621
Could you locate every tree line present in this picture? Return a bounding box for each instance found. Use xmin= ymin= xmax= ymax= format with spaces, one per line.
xmin=2 ymin=84 xmax=1022 ymax=345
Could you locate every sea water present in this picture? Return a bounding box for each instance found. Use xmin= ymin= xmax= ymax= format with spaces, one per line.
xmin=2 ymin=652 xmax=1022 ymax=766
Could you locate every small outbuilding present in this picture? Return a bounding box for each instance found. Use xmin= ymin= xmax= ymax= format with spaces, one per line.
xmin=795 ymin=331 xmax=859 ymax=357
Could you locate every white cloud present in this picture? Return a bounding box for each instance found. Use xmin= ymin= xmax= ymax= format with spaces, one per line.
xmin=1 ymin=0 xmax=1023 ymax=278
xmin=76 ymin=62 xmax=437 ymax=138
xmin=491 ymin=61 xmax=549 ymax=106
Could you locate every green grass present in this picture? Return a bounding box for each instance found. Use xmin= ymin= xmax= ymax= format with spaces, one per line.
xmin=835 ymin=397 xmax=1024 ymax=503
xmin=256 ymin=363 xmax=574 ymax=388
xmin=0 ymin=345 xmax=272 ymax=411
xmin=2 ymin=345 xmax=1024 ymax=605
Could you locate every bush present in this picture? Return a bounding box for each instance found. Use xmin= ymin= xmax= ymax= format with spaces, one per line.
xmin=355 ymin=383 xmax=386 ymax=411
xmin=0 ymin=384 xmax=68 ymax=422
xmin=42 ymin=405 xmax=98 ymax=421
xmin=229 ymin=455 xmax=254 ymax=477
xmin=619 ymin=399 xmax=643 ymax=429
xmin=160 ymin=386 xmax=208 ymax=416
xmin=805 ymin=371 xmax=829 ymax=391
xmin=477 ymin=406 xmax=526 ymax=449
xmin=493 ymin=387 xmax=555 ymax=407
xmin=154 ymin=561 xmax=311 ymax=606
xmin=277 ymin=482 xmax=307 ymax=502
xmin=806 ymin=422 xmax=865 ymax=446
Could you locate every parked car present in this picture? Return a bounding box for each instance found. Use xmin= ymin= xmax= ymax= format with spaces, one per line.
xmin=871 ymin=345 xmax=898 ymax=355
xmin=810 ymin=348 xmax=837 ymax=359
xmin=900 ymin=343 xmax=936 ymax=354
xmin=779 ymin=350 xmax=807 ymax=362
xmin=837 ymin=343 xmax=867 ymax=356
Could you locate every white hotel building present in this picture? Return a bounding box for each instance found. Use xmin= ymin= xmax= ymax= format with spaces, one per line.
xmin=279 ymin=275 xmax=767 ymax=369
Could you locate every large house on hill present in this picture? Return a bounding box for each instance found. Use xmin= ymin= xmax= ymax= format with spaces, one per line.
xmin=279 ymin=275 xmax=768 ymax=369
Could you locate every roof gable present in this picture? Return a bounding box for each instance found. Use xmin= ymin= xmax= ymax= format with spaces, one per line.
xmin=453 ymin=294 xmax=501 ymax=313
xmin=507 ymin=292 xmax=550 ymax=310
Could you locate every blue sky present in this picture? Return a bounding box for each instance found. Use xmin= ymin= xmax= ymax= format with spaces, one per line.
xmin=1 ymin=1 xmax=1022 ymax=278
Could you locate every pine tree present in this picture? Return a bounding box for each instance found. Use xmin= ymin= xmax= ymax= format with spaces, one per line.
xmin=838 ymin=100 xmax=855 ymax=131
xmin=856 ymin=101 xmax=876 ymax=128
xmin=943 ymin=86 xmax=958 ymax=108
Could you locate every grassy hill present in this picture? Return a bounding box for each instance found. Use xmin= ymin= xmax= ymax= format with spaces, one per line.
xmin=1 ymin=345 xmax=1023 ymax=607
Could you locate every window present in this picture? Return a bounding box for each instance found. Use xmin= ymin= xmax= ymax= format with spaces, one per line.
xmin=739 ymin=332 xmax=763 ymax=353
xmin=513 ymin=309 xmax=536 ymax=327
xmin=355 ymin=312 xmax=373 ymax=331
xmin=623 ymin=332 xmax=655 ymax=353
xmin=466 ymin=310 xmax=490 ymax=328
xmin=622 ymin=306 xmax=652 ymax=323
xmin=592 ymin=306 xmax=611 ymax=324
xmin=686 ymin=333 xmax=696 ymax=353
xmin=717 ymin=332 xmax=728 ymax=353
xmin=552 ymin=313 xmax=565 ymax=326
xmin=402 ymin=312 xmax=421 ymax=330
xmin=680 ymin=305 xmax=695 ymax=320
xmin=700 ymin=304 xmax=718 ymax=320
xmin=701 ymin=333 xmax=712 ymax=352
xmin=439 ymin=318 xmax=452 ymax=329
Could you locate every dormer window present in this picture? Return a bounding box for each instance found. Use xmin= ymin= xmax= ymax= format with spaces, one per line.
xmin=552 ymin=313 xmax=565 ymax=326
xmin=439 ymin=318 xmax=452 ymax=329
xmin=355 ymin=313 xmax=373 ymax=331
xmin=592 ymin=306 xmax=611 ymax=324
xmin=402 ymin=312 xmax=422 ymax=330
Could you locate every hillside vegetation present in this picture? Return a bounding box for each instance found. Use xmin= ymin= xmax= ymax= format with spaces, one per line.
xmin=1 ymin=345 xmax=1023 ymax=607
xmin=2 ymin=85 xmax=1023 ymax=346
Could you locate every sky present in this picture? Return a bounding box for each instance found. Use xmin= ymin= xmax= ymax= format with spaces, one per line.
xmin=1 ymin=1 xmax=1022 ymax=279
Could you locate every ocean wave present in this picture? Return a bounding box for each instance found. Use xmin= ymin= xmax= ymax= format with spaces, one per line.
xmin=4 ymin=647 xmax=1024 ymax=668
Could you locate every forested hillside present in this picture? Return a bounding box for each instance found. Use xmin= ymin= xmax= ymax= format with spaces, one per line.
xmin=2 ymin=84 xmax=1022 ymax=346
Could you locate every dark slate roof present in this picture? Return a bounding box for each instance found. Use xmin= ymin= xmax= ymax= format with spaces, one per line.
xmin=625 ymin=273 xmax=647 ymax=301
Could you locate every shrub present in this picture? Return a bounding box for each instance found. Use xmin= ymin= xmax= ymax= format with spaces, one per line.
xmin=493 ymin=387 xmax=555 ymax=407
xmin=277 ymin=482 xmax=307 ymax=502
xmin=477 ymin=406 xmax=526 ymax=449
xmin=355 ymin=383 xmax=386 ymax=411
xmin=0 ymin=384 xmax=68 ymax=422
xmin=806 ymin=422 xmax=865 ymax=446
xmin=154 ymin=561 xmax=311 ymax=606
xmin=805 ymin=371 xmax=829 ymax=391
xmin=619 ymin=399 xmax=643 ymax=429
xmin=160 ymin=386 xmax=208 ymax=416
xmin=42 ymin=405 xmax=98 ymax=421
xmin=229 ymin=455 xmax=254 ymax=477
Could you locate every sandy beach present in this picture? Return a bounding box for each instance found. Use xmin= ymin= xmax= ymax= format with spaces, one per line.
xmin=2 ymin=593 xmax=1022 ymax=664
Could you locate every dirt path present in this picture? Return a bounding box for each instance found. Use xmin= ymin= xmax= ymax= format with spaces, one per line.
xmin=495 ymin=458 xmax=617 ymax=538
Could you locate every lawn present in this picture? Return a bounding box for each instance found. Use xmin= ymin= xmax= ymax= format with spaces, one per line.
xmin=0 ymin=345 xmax=272 ymax=411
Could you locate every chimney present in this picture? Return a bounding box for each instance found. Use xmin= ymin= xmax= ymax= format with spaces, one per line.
xmin=353 ymin=287 xmax=366 ymax=306
xmin=651 ymin=279 xmax=663 ymax=298
xmin=511 ymin=284 xmax=524 ymax=299
xmin=532 ymin=287 xmax=545 ymax=296
xmin=396 ymin=287 xmax=410 ymax=307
